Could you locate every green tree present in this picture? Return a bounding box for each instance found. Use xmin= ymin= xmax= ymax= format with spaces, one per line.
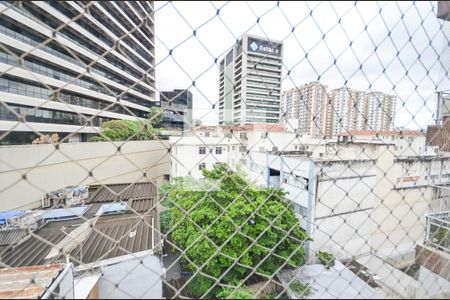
xmin=193 ymin=119 xmax=202 ymax=127
xmin=161 ymin=164 xmax=310 ymax=298
xmin=90 ymin=106 xmax=163 ymax=142
xmin=317 ymin=251 xmax=335 ymax=270
xmin=148 ymin=106 xmax=164 ymax=126
xmin=217 ymin=285 xmax=254 ymax=299
xmin=89 ymin=119 xmax=160 ymax=142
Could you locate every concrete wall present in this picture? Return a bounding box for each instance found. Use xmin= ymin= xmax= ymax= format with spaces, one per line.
xmin=75 ymin=251 xmax=163 ymax=299
xmin=0 ymin=141 xmax=170 ymax=210
xmin=417 ymin=266 xmax=450 ymax=299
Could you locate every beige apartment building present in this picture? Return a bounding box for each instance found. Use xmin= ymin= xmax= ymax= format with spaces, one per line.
xmin=282 ymin=82 xmax=397 ymax=138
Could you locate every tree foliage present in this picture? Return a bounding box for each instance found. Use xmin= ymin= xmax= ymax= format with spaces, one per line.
xmin=317 ymin=251 xmax=335 ymax=270
xmin=161 ymin=164 xmax=310 ymax=297
xmin=90 ymin=107 xmax=163 ymax=142
xmin=217 ymin=285 xmax=254 ymax=299
xmin=192 ymin=119 xmax=203 ymax=127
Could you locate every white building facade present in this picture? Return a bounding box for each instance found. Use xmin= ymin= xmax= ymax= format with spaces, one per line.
xmin=219 ymin=34 xmax=283 ymax=125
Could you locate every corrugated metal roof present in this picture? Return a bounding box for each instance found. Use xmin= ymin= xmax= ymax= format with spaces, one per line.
xmin=87 ymin=182 xmax=157 ymax=203
xmin=0 ymin=182 xmax=160 ymax=269
xmin=0 ymin=229 xmax=27 ymax=247
xmin=69 ymin=214 xmax=157 ymax=264
xmin=127 ymin=198 xmax=155 ymax=213
xmin=0 ymin=220 xmax=80 ymax=267
xmin=0 ymin=213 xmax=159 ymax=268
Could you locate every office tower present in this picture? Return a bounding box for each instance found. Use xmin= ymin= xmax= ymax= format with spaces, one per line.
xmin=160 ymin=89 xmax=193 ymax=131
xmin=219 ymin=33 xmax=283 ymax=125
xmin=0 ymin=1 xmax=156 ymax=144
xmin=281 ymin=82 xmax=332 ymax=138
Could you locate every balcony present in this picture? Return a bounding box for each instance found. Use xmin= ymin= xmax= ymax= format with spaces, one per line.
xmin=425 ymin=210 xmax=450 ymax=254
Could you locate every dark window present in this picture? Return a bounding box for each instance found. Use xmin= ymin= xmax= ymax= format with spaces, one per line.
xmin=215 ymin=147 xmax=222 ymax=154
xmin=199 ymin=163 xmax=206 ymax=170
xmin=199 ymin=147 xmax=206 ymax=154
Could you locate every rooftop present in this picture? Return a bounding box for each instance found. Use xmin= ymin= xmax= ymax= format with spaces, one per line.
xmin=278 ymin=261 xmax=381 ymax=299
xmin=0 ymin=182 xmax=160 ymax=268
xmin=0 ymin=264 xmax=65 ymax=299
xmin=222 ymin=123 xmax=286 ymax=132
xmin=339 ymin=130 xmax=423 ymax=137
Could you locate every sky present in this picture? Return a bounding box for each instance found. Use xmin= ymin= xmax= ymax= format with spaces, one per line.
xmin=154 ymin=1 xmax=449 ymax=129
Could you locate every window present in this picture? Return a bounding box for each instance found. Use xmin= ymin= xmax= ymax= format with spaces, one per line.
xmin=293 ymin=203 xmax=307 ymax=217
xmin=215 ymin=147 xmax=222 ymax=154
xmin=199 ymin=147 xmax=206 ymax=154
xmin=272 ymin=146 xmax=278 ymax=152
xmin=240 ymin=132 xmax=247 ymax=139
xmin=199 ymin=163 xmax=206 ymax=170
xmin=239 ymin=146 xmax=247 ymax=153
xmin=232 ymin=146 xmax=235 ymax=150
xmin=205 ymin=132 xmax=210 ymax=137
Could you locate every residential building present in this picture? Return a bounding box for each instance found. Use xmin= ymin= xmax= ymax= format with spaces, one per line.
xmin=0 ymin=1 xmax=156 ymax=144
xmin=337 ymin=130 xmax=439 ymax=157
xmin=427 ymin=91 xmax=450 ymax=152
xmin=426 ymin=2 xmax=450 ymax=152
xmin=365 ymin=92 xmax=396 ymax=131
xmin=219 ymin=34 xmax=283 ymax=125
xmin=329 ymin=87 xmax=366 ymax=136
xmin=159 ymin=89 xmax=193 ymax=131
xmin=282 ymin=83 xmax=397 ymax=138
xmin=281 ymin=82 xmax=331 ymax=138
xmin=170 ymin=123 xmax=317 ymax=180
xmin=247 ymin=139 xmax=450 ymax=263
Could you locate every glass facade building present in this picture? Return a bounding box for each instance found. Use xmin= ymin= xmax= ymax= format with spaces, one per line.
xmin=0 ymin=1 xmax=155 ymax=144
xmin=160 ymin=89 xmax=193 ymax=131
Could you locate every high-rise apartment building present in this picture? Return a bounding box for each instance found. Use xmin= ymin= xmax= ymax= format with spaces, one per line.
xmin=0 ymin=1 xmax=156 ymax=144
xmin=365 ymin=92 xmax=396 ymax=131
xmin=160 ymin=89 xmax=193 ymax=131
xmin=329 ymin=87 xmax=366 ymax=136
xmin=282 ymin=82 xmax=396 ymax=138
xmin=219 ymin=34 xmax=283 ymax=125
xmin=281 ymin=82 xmax=332 ymax=138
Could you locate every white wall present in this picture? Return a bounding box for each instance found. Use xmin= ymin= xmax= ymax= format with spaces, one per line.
xmin=170 ymin=135 xmax=242 ymax=179
xmin=0 ymin=141 xmax=170 ymax=210
xmin=417 ymin=266 xmax=450 ymax=299
xmin=75 ymin=251 xmax=163 ymax=299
